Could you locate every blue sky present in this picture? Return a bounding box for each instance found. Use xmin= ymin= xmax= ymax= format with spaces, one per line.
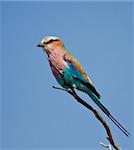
xmin=1 ymin=1 xmax=133 ymax=150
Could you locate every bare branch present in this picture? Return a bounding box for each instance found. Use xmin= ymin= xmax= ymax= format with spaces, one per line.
xmin=53 ymin=86 xmax=120 ymax=150
xmin=100 ymin=142 xmax=113 ymax=150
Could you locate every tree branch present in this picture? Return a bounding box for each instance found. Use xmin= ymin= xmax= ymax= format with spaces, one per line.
xmin=53 ymin=86 xmax=120 ymax=150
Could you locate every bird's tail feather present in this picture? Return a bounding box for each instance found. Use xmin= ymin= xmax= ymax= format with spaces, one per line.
xmin=108 ymin=114 xmax=130 ymax=136
xmin=88 ymin=92 xmax=130 ymax=136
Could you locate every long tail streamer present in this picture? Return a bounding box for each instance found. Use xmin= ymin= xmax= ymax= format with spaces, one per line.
xmin=90 ymin=93 xmax=130 ymax=137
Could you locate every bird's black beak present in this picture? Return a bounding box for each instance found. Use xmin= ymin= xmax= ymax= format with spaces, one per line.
xmin=37 ymin=44 xmax=44 ymax=47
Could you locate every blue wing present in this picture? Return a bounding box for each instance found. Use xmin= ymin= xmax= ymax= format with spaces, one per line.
xmin=63 ymin=57 xmax=101 ymax=99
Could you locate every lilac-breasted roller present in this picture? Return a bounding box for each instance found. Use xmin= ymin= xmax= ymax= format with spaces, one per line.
xmin=37 ymin=36 xmax=129 ymax=136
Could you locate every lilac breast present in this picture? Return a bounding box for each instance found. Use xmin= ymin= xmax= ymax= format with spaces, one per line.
xmin=48 ymin=50 xmax=66 ymax=71
xmin=48 ymin=49 xmax=66 ymax=79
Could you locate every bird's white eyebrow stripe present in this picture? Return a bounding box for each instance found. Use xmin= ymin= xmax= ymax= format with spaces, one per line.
xmin=41 ymin=36 xmax=60 ymax=44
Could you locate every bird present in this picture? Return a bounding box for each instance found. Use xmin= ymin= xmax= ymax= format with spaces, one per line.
xmin=37 ymin=35 xmax=130 ymax=136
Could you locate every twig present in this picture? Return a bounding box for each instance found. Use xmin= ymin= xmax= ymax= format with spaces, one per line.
xmin=100 ymin=142 xmax=112 ymax=150
xmin=53 ymin=86 xmax=120 ymax=150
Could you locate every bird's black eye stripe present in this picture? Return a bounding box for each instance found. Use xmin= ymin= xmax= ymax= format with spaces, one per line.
xmin=44 ymin=39 xmax=59 ymax=44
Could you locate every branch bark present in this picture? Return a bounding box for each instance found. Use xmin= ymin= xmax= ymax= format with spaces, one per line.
xmin=53 ymin=86 xmax=120 ymax=150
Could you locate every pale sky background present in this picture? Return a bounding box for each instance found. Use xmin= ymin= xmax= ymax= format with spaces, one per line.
xmin=1 ymin=1 xmax=133 ymax=150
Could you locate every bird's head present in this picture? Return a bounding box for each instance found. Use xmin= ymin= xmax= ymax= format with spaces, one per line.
xmin=37 ymin=36 xmax=64 ymax=53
